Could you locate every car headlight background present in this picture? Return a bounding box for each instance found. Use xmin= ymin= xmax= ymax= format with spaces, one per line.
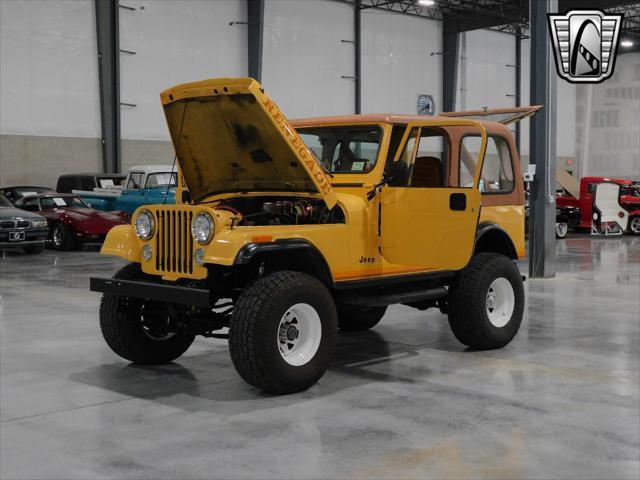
xmin=135 ymin=210 xmax=155 ymax=240
xmin=191 ymin=212 xmax=214 ymax=244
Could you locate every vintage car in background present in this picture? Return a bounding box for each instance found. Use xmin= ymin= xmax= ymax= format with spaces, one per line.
xmin=56 ymin=173 xmax=126 ymax=194
xmin=0 ymin=194 xmax=49 ymax=254
xmin=15 ymin=193 xmax=129 ymax=250
xmin=0 ymin=186 xmax=55 ymax=204
xmin=75 ymin=165 xmax=176 ymax=214
xmin=556 ymin=176 xmax=640 ymax=235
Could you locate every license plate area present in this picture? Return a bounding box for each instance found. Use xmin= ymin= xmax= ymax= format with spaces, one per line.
xmin=8 ymin=231 xmax=26 ymax=241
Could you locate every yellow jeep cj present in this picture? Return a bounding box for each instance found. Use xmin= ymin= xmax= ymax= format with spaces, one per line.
xmin=91 ymin=78 xmax=538 ymax=394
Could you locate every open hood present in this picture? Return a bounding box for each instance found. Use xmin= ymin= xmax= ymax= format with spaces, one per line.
xmin=161 ymin=78 xmax=337 ymax=208
xmin=441 ymin=105 xmax=542 ymax=125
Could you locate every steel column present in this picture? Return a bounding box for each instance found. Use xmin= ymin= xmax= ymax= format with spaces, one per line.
xmin=355 ymin=0 xmax=362 ymax=114
xmin=247 ymin=0 xmax=264 ymax=81
xmin=95 ymin=0 xmax=121 ymax=173
xmin=442 ymin=20 xmax=459 ymax=113
xmin=515 ymin=27 xmax=522 ymax=153
xmin=528 ymin=0 xmax=557 ymax=279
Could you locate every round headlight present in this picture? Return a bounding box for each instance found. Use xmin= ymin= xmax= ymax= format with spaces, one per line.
xmin=191 ymin=212 xmax=214 ymax=244
xmin=135 ymin=210 xmax=155 ymax=240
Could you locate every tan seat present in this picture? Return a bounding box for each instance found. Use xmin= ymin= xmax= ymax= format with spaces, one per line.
xmin=411 ymin=156 xmax=442 ymax=187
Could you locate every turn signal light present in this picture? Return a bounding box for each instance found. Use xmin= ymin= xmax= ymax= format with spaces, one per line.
xmin=251 ymin=235 xmax=273 ymax=243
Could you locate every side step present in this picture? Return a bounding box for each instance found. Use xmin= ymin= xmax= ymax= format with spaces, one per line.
xmin=337 ymin=286 xmax=448 ymax=308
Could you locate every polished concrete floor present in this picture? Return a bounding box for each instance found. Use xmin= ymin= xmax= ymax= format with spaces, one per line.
xmin=1 ymin=236 xmax=639 ymax=480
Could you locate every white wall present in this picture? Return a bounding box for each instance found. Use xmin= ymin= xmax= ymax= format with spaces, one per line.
xmin=119 ymin=0 xmax=247 ymax=141
xmin=0 ymin=0 xmax=100 ymax=138
xmin=262 ymin=0 xmax=354 ymax=119
xmin=361 ymin=10 xmax=441 ymax=115
xmin=457 ymin=30 xmax=516 ymax=112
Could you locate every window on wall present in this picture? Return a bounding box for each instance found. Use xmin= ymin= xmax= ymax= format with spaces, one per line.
xmin=460 ymin=136 xmax=514 ymax=193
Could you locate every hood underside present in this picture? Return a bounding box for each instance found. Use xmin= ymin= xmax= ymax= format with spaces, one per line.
xmin=161 ymin=78 xmax=336 ymax=208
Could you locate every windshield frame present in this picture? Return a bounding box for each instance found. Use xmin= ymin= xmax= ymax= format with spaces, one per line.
xmin=296 ymin=125 xmax=384 ymax=175
xmin=0 ymin=195 xmax=12 ymax=207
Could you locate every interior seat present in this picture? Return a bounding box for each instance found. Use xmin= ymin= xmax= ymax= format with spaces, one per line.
xmin=411 ymin=156 xmax=442 ymax=187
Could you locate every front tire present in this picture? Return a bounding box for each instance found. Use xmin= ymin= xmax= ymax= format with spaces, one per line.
xmin=629 ymin=216 xmax=640 ymax=235
xmin=336 ymin=304 xmax=387 ymax=331
xmin=99 ymin=263 xmax=195 ymax=364
xmin=51 ymin=222 xmax=75 ymax=251
xmin=229 ymin=271 xmax=338 ymax=394
xmin=447 ymin=253 xmax=524 ymax=350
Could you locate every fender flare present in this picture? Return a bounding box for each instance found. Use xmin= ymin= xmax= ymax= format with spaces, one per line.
xmin=474 ymin=222 xmax=518 ymax=259
xmin=234 ymin=239 xmax=334 ymax=286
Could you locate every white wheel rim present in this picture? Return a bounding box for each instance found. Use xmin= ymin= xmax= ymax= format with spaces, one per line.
xmin=631 ymin=217 xmax=640 ymax=234
xmin=486 ymin=277 xmax=515 ymax=328
xmin=556 ymin=222 xmax=568 ymax=237
xmin=277 ymin=303 xmax=322 ymax=366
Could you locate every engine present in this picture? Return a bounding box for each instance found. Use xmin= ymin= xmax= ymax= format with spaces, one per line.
xmin=214 ymin=196 xmax=345 ymax=226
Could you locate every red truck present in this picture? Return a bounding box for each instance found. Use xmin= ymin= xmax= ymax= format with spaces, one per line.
xmin=556 ymin=176 xmax=640 ymax=234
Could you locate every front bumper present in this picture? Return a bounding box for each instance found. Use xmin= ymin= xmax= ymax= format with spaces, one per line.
xmin=0 ymin=228 xmax=48 ymax=248
xmin=90 ymin=277 xmax=212 ymax=307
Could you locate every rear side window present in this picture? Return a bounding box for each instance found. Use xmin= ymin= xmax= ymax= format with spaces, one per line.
xmin=460 ymin=136 xmax=514 ymax=193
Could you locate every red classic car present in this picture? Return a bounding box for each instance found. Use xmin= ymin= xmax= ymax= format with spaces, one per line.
xmin=556 ymin=176 xmax=640 ymax=235
xmin=15 ymin=193 xmax=129 ymax=250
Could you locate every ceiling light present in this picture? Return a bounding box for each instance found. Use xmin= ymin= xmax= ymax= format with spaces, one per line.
xmin=621 ymin=40 xmax=634 ymax=48
xmin=417 ymin=0 xmax=436 ymax=6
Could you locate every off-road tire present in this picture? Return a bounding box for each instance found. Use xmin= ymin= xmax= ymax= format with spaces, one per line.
xmin=447 ymin=253 xmax=524 ymax=350
xmin=23 ymin=244 xmax=44 ymax=254
xmin=99 ymin=263 xmax=195 ymax=364
xmin=51 ymin=222 xmax=75 ymax=251
xmin=229 ymin=271 xmax=338 ymax=394
xmin=336 ymin=304 xmax=387 ymax=331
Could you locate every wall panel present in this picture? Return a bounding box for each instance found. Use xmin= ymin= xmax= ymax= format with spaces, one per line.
xmin=262 ymin=0 xmax=355 ymax=119
xmin=361 ymin=10 xmax=442 ymax=115
xmin=119 ymin=0 xmax=247 ymax=141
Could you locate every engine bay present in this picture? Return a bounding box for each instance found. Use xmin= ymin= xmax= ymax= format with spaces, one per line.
xmin=214 ymin=196 xmax=345 ymax=226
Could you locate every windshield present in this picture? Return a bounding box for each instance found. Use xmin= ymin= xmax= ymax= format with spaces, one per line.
xmin=145 ymin=173 xmax=177 ymax=188
xmin=297 ymin=127 xmax=382 ymax=174
xmin=41 ymin=196 xmax=87 ymax=209
xmin=0 ymin=195 xmax=12 ymax=207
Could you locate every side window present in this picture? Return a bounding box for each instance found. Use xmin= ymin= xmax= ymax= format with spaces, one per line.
xmin=387 ymin=128 xmax=419 ymax=186
xmin=411 ymin=128 xmax=448 ymax=188
xmin=460 ymin=136 xmax=514 ymax=193
xmin=126 ymin=173 xmax=143 ymax=190
xmin=22 ymin=197 xmax=40 ymax=210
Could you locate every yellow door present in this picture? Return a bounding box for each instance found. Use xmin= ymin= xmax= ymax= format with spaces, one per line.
xmin=379 ymin=120 xmax=487 ymax=271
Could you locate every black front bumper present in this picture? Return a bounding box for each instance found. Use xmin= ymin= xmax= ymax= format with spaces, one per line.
xmin=0 ymin=228 xmax=48 ymax=247
xmin=90 ymin=277 xmax=212 ymax=307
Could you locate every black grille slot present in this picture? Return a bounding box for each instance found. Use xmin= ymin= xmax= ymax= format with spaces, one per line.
xmin=0 ymin=220 xmax=16 ymax=229
xmin=17 ymin=220 xmax=29 ymax=228
xmin=153 ymin=208 xmax=193 ymax=275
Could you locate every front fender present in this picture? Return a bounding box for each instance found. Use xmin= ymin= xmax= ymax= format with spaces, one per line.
xmin=100 ymin=224 xmax=141 ymax=262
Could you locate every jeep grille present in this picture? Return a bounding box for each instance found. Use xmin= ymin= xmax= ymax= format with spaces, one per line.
xmin=154 ymin=208 xmax=194 ymax=275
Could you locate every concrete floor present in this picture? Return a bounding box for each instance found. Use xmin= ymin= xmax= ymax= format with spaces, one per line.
xmin=1 ymin=236 xmax=638 ymax=480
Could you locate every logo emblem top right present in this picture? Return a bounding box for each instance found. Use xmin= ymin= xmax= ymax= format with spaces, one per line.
xmin=548 ymin=9 xmax=623 ymax=84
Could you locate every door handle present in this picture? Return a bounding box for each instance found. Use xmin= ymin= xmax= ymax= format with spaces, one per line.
xmin=450 ymin=193 xmax=467 ymax=211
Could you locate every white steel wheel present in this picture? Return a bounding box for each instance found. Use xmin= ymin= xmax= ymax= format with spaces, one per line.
xmin=486 ymin=277 xmax=515 ymax=328
xmin=630 ymin=217 xmax=640 ymax=235
xmin=277 ymin=303 xmax=322 ymax=367
xmin=556 ymin=222 xmax=568 ymax=238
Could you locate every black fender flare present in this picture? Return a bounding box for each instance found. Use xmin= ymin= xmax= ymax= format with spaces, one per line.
xmin=234 ymin=239 xmax=334 ymax=286
xmin=474 ymin=222 xmax=518 ymax=259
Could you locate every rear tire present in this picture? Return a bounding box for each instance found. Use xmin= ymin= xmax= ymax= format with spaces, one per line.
xmin=229 ymin=271 xmax=338 ymax=394
xmin=336 ymin=304 xmax=386 ymax=331
xmin=51 ymin=222 xmax=75 ymax=251
xmin=448 ymin=253 xmax=524 ymax=350
xmin=99 ymin=263 xmax=195 ymax=364
xmin=23 ymin=244 xmax=44 ymax=254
